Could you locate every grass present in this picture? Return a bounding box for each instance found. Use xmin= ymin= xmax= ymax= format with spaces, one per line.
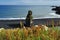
xmin=0 ymin=25 xmax=60 ymax=40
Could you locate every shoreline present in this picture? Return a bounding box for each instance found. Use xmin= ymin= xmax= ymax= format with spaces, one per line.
xmin=0 ymin=17 xmax=60 ymax=20
xmin=0 ymin=18 xmax=60 ymax=28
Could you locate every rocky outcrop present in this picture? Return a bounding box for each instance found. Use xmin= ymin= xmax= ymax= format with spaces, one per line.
xmin=52 ymin=6 xmax=60 ymax=15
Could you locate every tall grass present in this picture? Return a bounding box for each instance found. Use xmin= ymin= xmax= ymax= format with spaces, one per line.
xmin=0 ymin=25 xmax=59 ymax=40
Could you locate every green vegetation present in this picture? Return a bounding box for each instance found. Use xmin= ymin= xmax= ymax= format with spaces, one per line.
xmin=0 ymin=26 xmax=59 ymax=40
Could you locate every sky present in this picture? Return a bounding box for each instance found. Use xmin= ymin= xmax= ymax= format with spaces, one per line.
xmin=0 ymin=0 xmax=60 ymax=5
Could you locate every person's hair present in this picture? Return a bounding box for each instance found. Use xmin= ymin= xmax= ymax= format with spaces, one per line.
xmin=28 ymin=10 xmax=32 ymax=15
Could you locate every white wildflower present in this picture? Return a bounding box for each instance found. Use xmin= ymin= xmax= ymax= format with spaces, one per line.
xmin=0 ymin=28 xmax=4 ymax=32
xmin=42 ymin=25 xmax=48 ymax=31
xmin=23 ymin=26 xmax=25 ymax=28
xmin=35 ymin=25 xmax=38 ymax=27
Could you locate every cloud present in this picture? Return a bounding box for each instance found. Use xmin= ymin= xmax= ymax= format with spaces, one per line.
xmin=19 ymin=0 xmax=60 ymax=5
xmin=0 ymin=0 xmax=60 ymax=5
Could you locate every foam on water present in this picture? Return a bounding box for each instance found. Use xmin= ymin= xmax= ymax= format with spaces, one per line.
xmin=0 ymin=18 xmax=25 ymax=20
xmin=0 ymin=13 xmax=60 ymax=20
xmin=0 ymin=18 xmax=41 ymax=20
xmin=41 ymin=13 xmax=60 ymax=18
xmin=0 ymin=17 xmax=47 ymax=20
xmin=0 ymin=18 xmax=38 ymax=20
xmin=49 ymin=13 xmax=60 ymax=17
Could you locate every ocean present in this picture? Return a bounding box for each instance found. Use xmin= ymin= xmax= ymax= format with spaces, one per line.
xmin=0 ymin=5 xmax=60 ymax=20
xmin=0 ymin=5 xmax=60 ymax=28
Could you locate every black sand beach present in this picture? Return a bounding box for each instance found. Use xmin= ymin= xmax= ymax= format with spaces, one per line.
xmin=0 ymin=18 xmax=60 ymax=28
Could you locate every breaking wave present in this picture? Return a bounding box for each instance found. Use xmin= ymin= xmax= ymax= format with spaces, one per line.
xmin=0 ymin=18 xmax=25 ymax=20
xmin=0 ymin=13 xmax=60 ymax=20
xmin=49 ymin=13 xmax=60 ymax=17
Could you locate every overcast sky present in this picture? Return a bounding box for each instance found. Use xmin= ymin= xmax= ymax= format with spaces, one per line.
xmin=0 ymin=0 xmax=60 ymax=5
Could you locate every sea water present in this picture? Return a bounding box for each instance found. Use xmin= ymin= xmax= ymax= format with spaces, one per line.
xmin=0 ymin=5 xmax=60 ymax=20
